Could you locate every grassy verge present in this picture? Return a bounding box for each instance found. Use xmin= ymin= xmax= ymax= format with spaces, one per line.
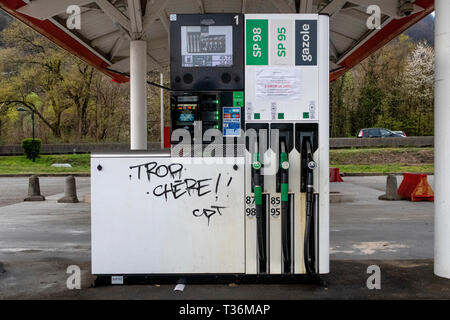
xmin=331 ymin=164 xmax=434 ymax=174
xmin=0 ymin=147 xmax=435 ymax=174
xmin=330 ymin=147 xmax=433 ymax=164
xmin=0 ymin=154 xmax=90 ymax=174
xmin=330 ymin=147 xmax=434 ymax=174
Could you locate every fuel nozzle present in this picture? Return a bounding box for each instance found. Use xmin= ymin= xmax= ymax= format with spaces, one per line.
xmin=304 ymin=138 xmax=317 ymax=197
xmin=252 ymin=151 xmax=262 ymax=171
xmin=279 ymin=139 xmax=290 ymax=200
xmin=252 ymin=145 xmax=263 ymax=215
xmin=306 ymin=158 xmax=316 ymax=213
xmin=280 ymin=145 xmax=290 ymax=170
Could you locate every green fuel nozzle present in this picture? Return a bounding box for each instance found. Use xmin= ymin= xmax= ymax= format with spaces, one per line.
xmin=279 ymin=141 xmax=290 ymax=202
xmin=280 ymin=152 xmax=290 ymax=170
xmin=252 ymin=151 xmax=262 ymax=170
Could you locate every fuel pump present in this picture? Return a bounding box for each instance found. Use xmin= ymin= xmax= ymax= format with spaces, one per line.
xmin=90 ymin=12 xmax=329 ymax=284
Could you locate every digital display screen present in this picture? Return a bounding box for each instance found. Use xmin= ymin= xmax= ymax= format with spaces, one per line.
xmin=178 ymin=96 xmax=198 ymax=102
xmin=179 ymin=113 xmax=194 ymax=122
xmin=181 ymin=25 xmax=233 ymax=67
xmin=176 ymin=104 xmax=196 ymax=123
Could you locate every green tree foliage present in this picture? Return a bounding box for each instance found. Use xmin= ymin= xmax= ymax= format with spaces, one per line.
xmin=0 ymin=20 xmax=169 ymax=145
xmin=330 ymin=34 xmax=434 ymax=137
xmin=0 ymin=17 xmax=434 ymax=143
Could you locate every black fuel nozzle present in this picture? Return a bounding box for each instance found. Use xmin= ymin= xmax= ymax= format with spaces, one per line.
xmin=304 ymin=138 xmax=316 ymax=198
xmin=306 ymin=154 xmax=316 ymax=217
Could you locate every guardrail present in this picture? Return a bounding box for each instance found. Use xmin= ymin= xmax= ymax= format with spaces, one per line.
xmin=0 ymin=137 xmax=434 ymax=155
xmin=330 ymin=136 xmax=434 ymax=149
xmin=0 ymin=143 xmax=162 ymax=156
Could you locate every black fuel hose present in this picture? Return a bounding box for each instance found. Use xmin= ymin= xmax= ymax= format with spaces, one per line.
xmin=303 ymin=138 xmax=316 ymax=274
xmin=252 ymin=141 xmax=265 ymax=264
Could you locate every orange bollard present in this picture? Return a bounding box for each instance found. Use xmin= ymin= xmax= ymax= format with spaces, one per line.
xmin=329 ymin=167 xmax=344 ymax=182
xmin=397 ymin=173 xmax=434 ymax=202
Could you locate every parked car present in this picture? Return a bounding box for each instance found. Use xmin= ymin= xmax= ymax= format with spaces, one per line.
xmin=357 ymin=128 xmax=406 ymax=138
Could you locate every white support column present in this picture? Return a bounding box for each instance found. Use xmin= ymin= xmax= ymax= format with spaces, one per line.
xmin=160 ymin=73 xmax=164 ymax=149
xmin=318 ymin=14 xmax=330 ymax=274
xmin=130 ymin=40 xmax=147 ymax=150
xmin=434 ymin=0 xmax=450 ymax=279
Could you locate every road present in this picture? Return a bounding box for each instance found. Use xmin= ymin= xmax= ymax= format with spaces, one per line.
xmin=0 ymin=175 xmax=445 ymax=299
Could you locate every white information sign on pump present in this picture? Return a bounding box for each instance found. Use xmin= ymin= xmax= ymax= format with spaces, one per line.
xmin=255 ymin=68 xmax=302 ymax=101
xmin=245 ymin=14 xmax=319 ymax=122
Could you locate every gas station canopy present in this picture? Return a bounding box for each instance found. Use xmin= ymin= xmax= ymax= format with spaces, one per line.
xmin=0 ymin=0 xmax=434 ymax=83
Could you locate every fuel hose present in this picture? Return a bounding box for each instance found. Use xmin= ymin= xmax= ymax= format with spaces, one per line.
xmin=280 ymin=140 xmax=291 ymax=272
xmin=252 ymin=144 xmax=266 ymax=265
xmin=303 ymin=138 xmax=316 ymax=274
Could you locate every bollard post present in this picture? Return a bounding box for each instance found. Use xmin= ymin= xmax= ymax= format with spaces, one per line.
xmin=57 ymin=175 xmax=79 ymax=203
xmin=378 ymin=174 xmax=402 ymax=201
xmin=24 ymin=175 xmax=45 ymax=201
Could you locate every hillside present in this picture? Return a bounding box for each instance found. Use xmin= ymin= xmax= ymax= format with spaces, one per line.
xmin=404 ymin=13 xmax=434 ymax=46
xmin=0 ymin=9 xmax=11 ymax=33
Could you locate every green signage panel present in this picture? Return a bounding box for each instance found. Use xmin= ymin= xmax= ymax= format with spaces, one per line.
xmin=246 ymin=19 xmax=268 ymax=65
xmin=233 ymin=91 xmax=244 ymax=107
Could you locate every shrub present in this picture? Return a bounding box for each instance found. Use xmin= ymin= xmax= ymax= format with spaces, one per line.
xmin=21 ymin=138 xmax=41 ymax=160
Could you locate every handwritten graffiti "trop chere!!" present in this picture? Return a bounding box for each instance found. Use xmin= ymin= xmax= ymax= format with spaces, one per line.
xmin=129 ymin=162 xmax=183 ymax=182
xmin=153 ymin=178 xmax=213 ymax=200
xmin=128 ymin=161 xmax=233 ymax=225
